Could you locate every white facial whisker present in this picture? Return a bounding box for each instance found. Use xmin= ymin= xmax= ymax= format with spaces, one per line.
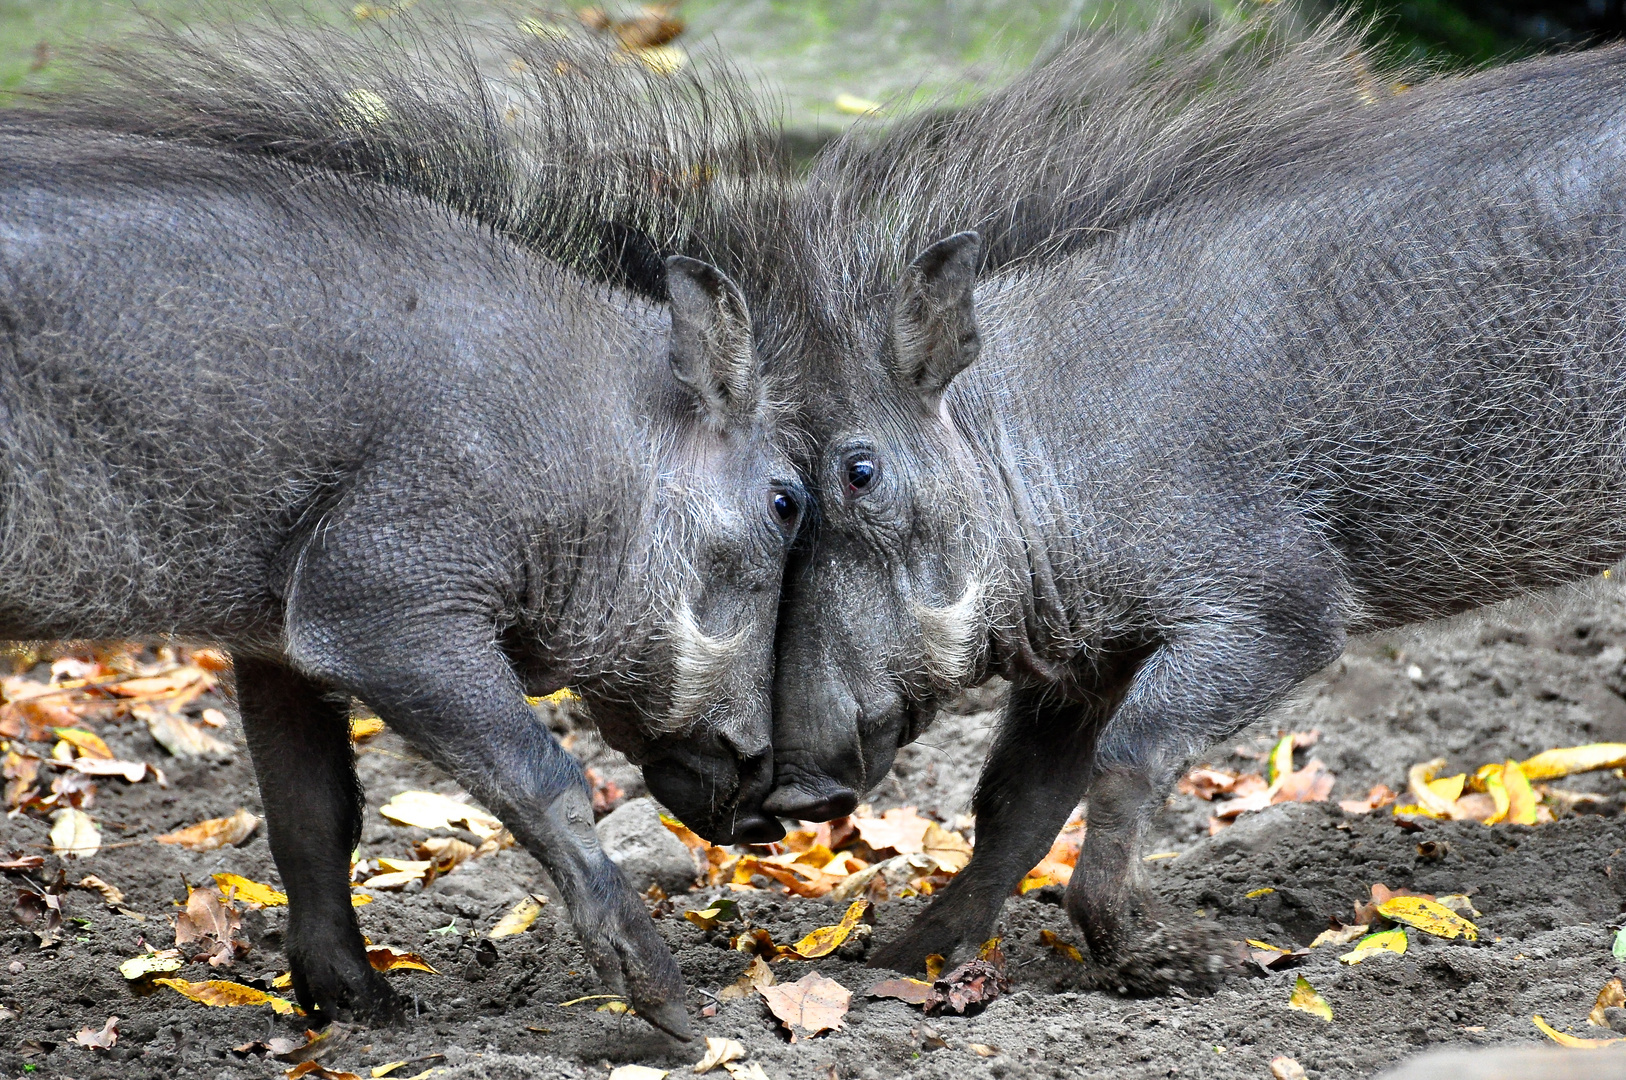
xmin=659 ymin=598 xmax=750 ymax=735
xmin=912 ymin=578 xmax=985 ymax=689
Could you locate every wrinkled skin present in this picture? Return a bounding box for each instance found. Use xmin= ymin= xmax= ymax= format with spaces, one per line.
xmin=0 ymin=125 xmax=804 ymax=1037
xmin=763 ymin=50 xmax=1626 ymax=991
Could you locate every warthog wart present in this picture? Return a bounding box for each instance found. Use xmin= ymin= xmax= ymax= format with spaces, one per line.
xmin=757 ymin=16 xmax=1626 ymax=989
xmin=6 ymin=14 xmax=802 ymax=1034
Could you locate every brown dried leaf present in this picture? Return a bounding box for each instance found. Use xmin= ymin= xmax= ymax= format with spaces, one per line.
xmin=366 ymin=946 xmax=437 ymax=974
xmin=69 ymin=757 xmax=147 ymax=782
xmin=173 ymin=886 xmax=249 ymax=968
xmin=921 ymin=822 xmax=973 ymax=873
xmin=867 ymin=977 xmax=938 ymax=1006
xmin=1591 ymin=978 xmax=1626 ymax=1027
xmin=1338 ymin=784 xmax=1398 ymax=814
xmin=155 ymin=808 xmax=258 ymax=851
xmin=851 ymin=807 xmax=932 ymax=856
xmin=140 ymin=706 xmax=234 ymax=759
xmin=72 ymin=1016 xmax=118 ymax=1050
xmin=758 ymin=971 xmax=850 ymax=1041
xmin=930 ymin=957 xmax=1012 ymax=1016
xmin=716 ymin=955 xmax=775 ymax=1001
xmin=75 ymin=875 xmax=124 ymax=906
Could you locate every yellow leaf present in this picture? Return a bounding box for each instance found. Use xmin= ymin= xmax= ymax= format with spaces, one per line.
xmin=213 ymin=873 xmax=286 ymax=908
xmin=1405 ymin=758 xmax=1461 ymax=819
xmin=1533 ymin=1013 xmax=1626 ymax=1048
xmin=1246 ymin=939 xmax=1290 ymax=953
xmin=557 ymin=994 xmax=624 ymax=1007
xmin=1038 ymin=929 xmax=1082 ymax=961
xmin=693 ymin=1036 xmax=745 ymax=1074
xmin=371 ymin=1064 xmax=410 ymax=1079
xmin=1520 ymin=743 xmax=1626 ymax=782
xmin=50 ymin=808 xmax=100 ymax=857
xmin=1309 ymin=924 xmax=1368 ymax=948
xmin=782 ymin=900 xmax=869 ymax=960
xmin=1375 ymin=896 xmax=1479 ymax=940
xmin=349 ymin=716 xmax=385 ymax=741
xmin=1592 ymin=978 xmax=1626 ymax=1027
xmin=596 ymin=1000 xmax=632 ymax=1013
xmin=1480 ymin=764 xmax=1510 ymax=824
xmin=367 ymin=946 xmax=438 ymax=974
xmin=1287 ymin=976 xmax=1332 ymax=1021
xmin=1266 ymin=734 xmax=1295 ymax=787
xmin=978 ymin=937 xmax=1004 ymax=961
xmin=1246 ymin=888 xmax=1276 ymax=899
xmin=118 ymin=949 xmax=183 ymax=979
xmin=272 ymin=972 xmax=292 ymax=988
xmin=1338 ymin=928 xmax=1407 ymax=964
xmin=488 ymin=895 xmax=545 ymax=939
xmin=924 ymin=954 xmax=946 ymax=981
xmin=351 ymin=893 xmax=373 ymax=907
xmin=1425 ymin=774 xmax=1465 ymax=802
xmin=378 ymin=791 xmax=502 ymax=839
xmin=834 ymin=93 xmax=881 ymax=116
xmin=154 ymin=977 xmax=300 ymax=1014
xmin=52 ymin=727 xmax=111 ymax=760
xmin=154 ymin=808 xmax=258 ymax=851
xmin=921 ymin=822 xmax=973 ymax=873
xmin=1502 ymin=760 xmax=1537 ymax=825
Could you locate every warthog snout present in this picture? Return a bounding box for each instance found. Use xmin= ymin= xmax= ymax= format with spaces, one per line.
xmin=641 ymin=729 xmax=781 ymax=845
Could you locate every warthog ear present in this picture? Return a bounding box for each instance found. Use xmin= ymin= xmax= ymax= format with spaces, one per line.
xmin=665 ymin=255 xmax=759 ymax=424
xmin=890 ymin=231 xmax=982 ymax=413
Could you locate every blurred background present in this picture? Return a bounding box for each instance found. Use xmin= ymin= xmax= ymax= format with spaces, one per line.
xmin=1 ymin=0 xmax=1622 ymax=147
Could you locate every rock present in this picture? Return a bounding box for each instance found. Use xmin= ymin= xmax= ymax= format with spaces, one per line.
xmin=1374 ymin=1046 xmax=1626 ymax=1080
xmin=595 ymin=798 xmax=698 ymax=895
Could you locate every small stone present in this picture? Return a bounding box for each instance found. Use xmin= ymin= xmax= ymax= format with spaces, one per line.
xmin=595 ymin=798 xmax=700 ymax=895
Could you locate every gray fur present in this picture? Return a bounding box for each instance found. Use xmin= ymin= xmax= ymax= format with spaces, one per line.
xmin=760 ymin=14 xmax=1626 ymax=989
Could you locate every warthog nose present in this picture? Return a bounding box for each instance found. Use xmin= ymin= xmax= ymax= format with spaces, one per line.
xmin=761 ymin=783 xmax=859 ymax=821
xmin=733 ymin=814 xmax=786 ymax=845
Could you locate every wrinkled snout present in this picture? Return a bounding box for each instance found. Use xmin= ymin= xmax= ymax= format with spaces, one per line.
xmin=641 ymin=729 xmax=783 ymax=845
xmin=760 ymin=672 xmax=906 ymax=823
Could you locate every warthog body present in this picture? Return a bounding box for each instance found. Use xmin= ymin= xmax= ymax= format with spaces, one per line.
xmin=0 ymin=22 xmax=800 ymax=1035
xmin=762 ymin=23 xmax=1626 ymax=987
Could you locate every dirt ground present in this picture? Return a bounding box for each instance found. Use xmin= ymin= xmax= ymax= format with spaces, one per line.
xmin=3 ymin=580 xmax=1626 ymax=1080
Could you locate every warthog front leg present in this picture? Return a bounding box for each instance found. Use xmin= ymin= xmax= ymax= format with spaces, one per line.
xmin=236 ymin=657 xmax=398 ymax=1023
xmin=870 ymin=682 xmax=1103 ymax=973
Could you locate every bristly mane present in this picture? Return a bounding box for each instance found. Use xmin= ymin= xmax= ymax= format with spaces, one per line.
xmin=30 ymin=6 xmax=795 ymax=300
xmin=798 ymin=13 xmax=1419 ymax=291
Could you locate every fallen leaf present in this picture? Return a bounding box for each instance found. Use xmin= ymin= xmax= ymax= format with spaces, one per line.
xmin=607 ymin=1067 xmax=667 ymax=1080
xmin=363 ymin=858 xmax=432 ymax=890
xmin=719 ymin=1065 xmax=768 ymax=1080
xmin=1246 ymin=888 xmax=1276 ymax=900
xmin=779 ymin=900 xmax=869 ymax=960
xmin=921 ymin=822 xmax=973 ymax=873
xmin=72 ymin=1016 xmax=118 ymax=1050
xmin=693 ymin=1036 xmax=745 ymax=1073
xmin=349 ymin=716 xmax=385 ymax=741
xmin=69 ymin=757 xmax=147 ymax=782
xmin=52 ymin=727 xmax=111 ymax=760
xmin=851 ymin=807 xmax=932 ymax=855
xmin=155 ymin=808 xmax=258 ymax=851
xmin=925 ymin=953 xmax=946 ymax=981
xmin=1501 ymin=759 xmax=1538 ymax=825
xmin=1270 ymin=1057 xmax=1308 ymax=1080
xmin=597 ymin=1000 xmax=632 ymax=1014
xmin=931 ymin=956 xmax=1011 ymax=1016
xmin=1353 ymin=883 xmax=1434 ymax=926
xmin=1590 ymin=977 xmax=1626 ymax=1027
xmin=1266 ymin=734 xmax=1296 ymax=786
xmin=759 ymin=971 xmax=850 ymax=1041
xmin=1309 ymin=923 xmax=1369 ymax=949
xmin=173 ymin=885 xmax=249 ymax=968
xmin=1017 ymin=817 xmax=1085 ymax=892
xmin=488 ymin=895 xmax=545 ymax=938
xmin=0 ymin=854 xmax=44 ymax=872
xmin=140 ymin=706 xmax=235 ymax=759
xmin=1038 ymin=929 xmax=1082 ymax=961
xmin=1338 ymin=784 xmax=1398 ymax=814
xmin=286 ymin=1062 xmax=365 ymax=1080
xmin=12 ymin=886 xmax=63 ymax=947
xmin=1178 ymin=766 xmax=1245 ymax=800
xmin=1402 ymin=758 xmax=1462 ymax=820
xmin=213 ymin=873 xmax=286 ymax=908
xmin=50 ymin=807 xmax=100 ymax=857
xmin=1288 ymin=976 xmax=1332 ymax=1022
xmin=867 ymin=977 xmax=939 ymax=1006
xmin=1435 ymin=894 xmax=1481 ymax=918
xmin=379 ymin=791 xmax=502 ymax=839
xmin=968 ymin=1044 xmax=999 ymax=1057
xmin=684 ymin=898 xmax=740 ymax=931
xmin=367 ymin=946 xmax=437 ymax=974
xmin=155 ymin=977 xmax=300 ymax=1014
xmin=118 ymin=949 xmax=184 ymax=979
xmin=1519 ymin=743 xmax=1626 ymax=781
xmin=75 ymin=875 xmax=124 ymax=906
xmin=716 ymin=956 xmax=775 ymax=1001
xmin=1533 ymin=1013 xmax=1626 ymax=1048
xmin=1376 ymin=895 xmax=1479 ymax=940
xmin=1338 ymin=928 xmax=1407 ymax=964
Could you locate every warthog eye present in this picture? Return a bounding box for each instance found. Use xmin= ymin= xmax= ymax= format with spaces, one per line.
xmin=844 ymin=454 xmax=878 ymax=496
xmin=769 ymin=487 xmax=800 ymax=530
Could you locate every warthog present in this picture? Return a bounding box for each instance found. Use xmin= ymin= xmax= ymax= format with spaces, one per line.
xmin=759 ymin=18 xmax=1626 ymax=989
xmin=6 ymin=16 xmax=800 ymax=1034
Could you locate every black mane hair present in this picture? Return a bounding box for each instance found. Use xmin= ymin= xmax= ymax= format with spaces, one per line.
xmin=30 ymin=5 xmax=795 ymax=300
